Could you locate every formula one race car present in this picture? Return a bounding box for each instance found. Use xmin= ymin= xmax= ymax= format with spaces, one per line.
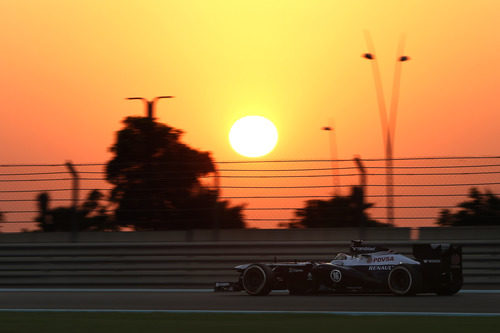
xmin=215 ymin=241 xmax=463 ymax=296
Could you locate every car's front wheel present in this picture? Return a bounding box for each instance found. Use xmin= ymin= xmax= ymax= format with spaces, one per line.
xmin=241 ymin=264 xmax=273 ymax=296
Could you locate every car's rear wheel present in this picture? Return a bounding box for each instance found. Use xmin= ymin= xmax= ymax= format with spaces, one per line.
xmin=388 ymin=264 xmax=422 ymax=296
xmin=241 ymin=264 xmax=273 ymax=296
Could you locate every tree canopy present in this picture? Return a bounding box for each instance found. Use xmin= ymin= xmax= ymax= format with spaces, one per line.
xmin=105 ymin=116 xmax=245 ymax=230
xmin=36 ymin=190 xmax=115 ymax=232
xmin=437 ymin=187 xmax=500 ymax=226
xmin=289 ymin=186 xmax=387 ymax=228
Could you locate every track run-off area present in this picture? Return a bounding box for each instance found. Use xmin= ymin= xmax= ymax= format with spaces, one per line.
xmin=0 ymin=289 xmax=499 ymax=316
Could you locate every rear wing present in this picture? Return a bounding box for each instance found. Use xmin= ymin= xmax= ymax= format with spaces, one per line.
xmin=412 ymin=243 xmax=463 ymax=293
xmin=412 ymin=243 xmax=462 ymax=267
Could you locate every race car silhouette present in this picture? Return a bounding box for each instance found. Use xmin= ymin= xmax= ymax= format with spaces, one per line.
xmin=215 ymin=241 xmax=462 ymax=296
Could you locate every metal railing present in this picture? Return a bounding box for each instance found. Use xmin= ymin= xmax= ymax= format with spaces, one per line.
xmin=0 ymin=236 xmax=498 ymax=288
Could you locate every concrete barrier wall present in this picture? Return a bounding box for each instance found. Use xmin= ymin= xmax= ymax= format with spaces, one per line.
xmin=0 ymin=228 xmax=408 ymax=243
xmin=1 ymin=226 xmax=500 ymax=243
xmin=418 ymin=227 xmax=500 ymax=240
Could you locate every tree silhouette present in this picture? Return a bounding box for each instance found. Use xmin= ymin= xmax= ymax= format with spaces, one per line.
xmin=437 ymin=187 xmax=500 ymax=226
xmin=106 ymin=116 xmax=245 ymax=230
xmin=35 ymin=190 xmax=115 ymax=232
xmin=289 ymin=186 xmax=386 ymax=228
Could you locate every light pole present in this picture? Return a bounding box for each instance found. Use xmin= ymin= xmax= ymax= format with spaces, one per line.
xmin=322 ymin=125 xmax=340 ymax=196
xmin=362 ymin=32 xmax=410 ymax=225
xmin=65 ymin=161 xmax=79 ymax=241
xmin=353 ymin=156 xmax=367 ymax=239
xmin=125 ymin=96 xmax=175 ymax=119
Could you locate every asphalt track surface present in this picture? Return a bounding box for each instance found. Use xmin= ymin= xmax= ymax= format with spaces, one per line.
xmin=1 ymin=289 xmax=500 ymax=314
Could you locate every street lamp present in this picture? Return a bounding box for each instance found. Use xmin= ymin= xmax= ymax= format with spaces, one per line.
xmin=125 ymin=96 xmax=175 ymax=120
xmin=362 ymin=32 xmax=410 ymax=225
xmin=322 ymin=125 xmax=340 ymax=196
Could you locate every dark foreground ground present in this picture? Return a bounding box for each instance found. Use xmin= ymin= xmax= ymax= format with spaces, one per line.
xmin=0 ymin=289 xmax=499 ymax=314
xmin=1 ymin=313 xmax=500 ymax=333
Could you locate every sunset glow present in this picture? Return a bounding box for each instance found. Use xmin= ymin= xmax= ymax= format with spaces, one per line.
xmin=0 ymin=1 xmax=498 ymax=163
xmin=0 ymin=1 xmax=499 ymax=231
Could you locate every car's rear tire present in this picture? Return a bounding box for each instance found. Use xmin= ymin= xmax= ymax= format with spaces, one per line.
xmin=388 ymin=264 xmax=422 ymax=296
xmin=241 ymin=264 xmax=273 ymax=296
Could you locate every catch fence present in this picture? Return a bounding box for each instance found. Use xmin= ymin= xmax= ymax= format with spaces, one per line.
xmin=0 ymin=156 xmax=499 ymax=232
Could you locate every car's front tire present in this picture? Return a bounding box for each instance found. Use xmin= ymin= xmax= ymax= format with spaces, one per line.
xmin=241 ymin=264 xmax=273 ymax=296
xmin=388 ymin=264 xmax=422 ymax=296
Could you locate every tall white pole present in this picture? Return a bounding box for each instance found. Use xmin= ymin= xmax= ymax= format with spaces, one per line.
xmin=363 ymin=32 xmax=409 ymax=226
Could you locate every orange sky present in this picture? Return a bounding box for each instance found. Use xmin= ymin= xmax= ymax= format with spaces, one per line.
xmin=1 ymin=1 xmax=499 ymax=231
xmin=1 ymin=0 xmax=499 ymax=164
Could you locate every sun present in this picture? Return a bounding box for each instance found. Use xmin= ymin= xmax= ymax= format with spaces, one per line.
xmin=229 ymin=116 xmax=278 ymax=158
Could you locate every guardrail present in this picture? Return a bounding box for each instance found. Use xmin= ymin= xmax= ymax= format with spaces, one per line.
xmin=0 ymin=238 xmax=499 ymax=288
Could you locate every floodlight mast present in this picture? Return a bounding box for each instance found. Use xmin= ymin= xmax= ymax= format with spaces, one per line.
xmin=322 ymin=125 xmax=340 ymax=195
xmin=125 ymin=96 xmax=175 ymax=119
xmin=362 ymin=32 xmax=410 ymax=226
